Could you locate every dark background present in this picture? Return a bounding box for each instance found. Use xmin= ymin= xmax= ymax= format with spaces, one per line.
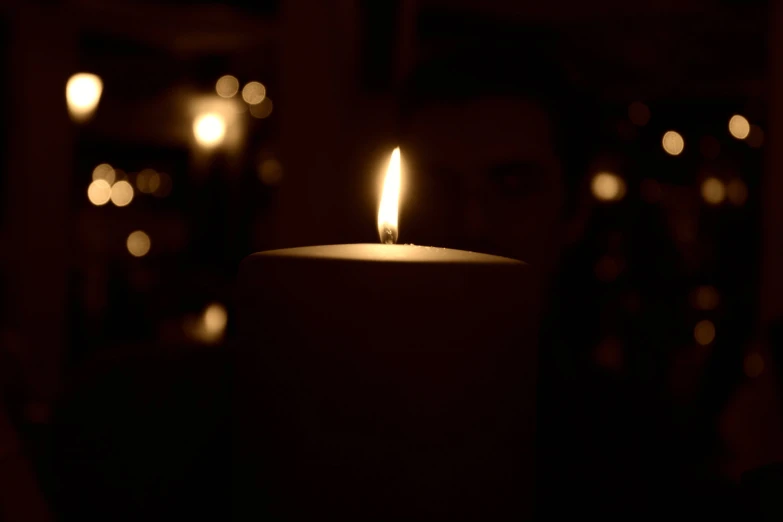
xmin=0 ymin=0 xmax=782 ymax=520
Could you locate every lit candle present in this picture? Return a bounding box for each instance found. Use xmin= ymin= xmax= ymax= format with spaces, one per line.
xmin=236 ymin=148 xmax=536 ymax=520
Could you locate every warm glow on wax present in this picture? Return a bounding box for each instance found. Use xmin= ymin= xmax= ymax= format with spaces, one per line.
xmin=377 ymin=147 xmax=401 ymax=244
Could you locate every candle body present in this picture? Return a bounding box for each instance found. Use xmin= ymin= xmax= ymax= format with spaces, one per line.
xmin=236 ymin=244 xmax=537 ymax=521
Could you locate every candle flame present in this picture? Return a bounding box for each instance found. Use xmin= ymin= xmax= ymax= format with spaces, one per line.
xmin=377 ymin=147 xmax=401 ymax=244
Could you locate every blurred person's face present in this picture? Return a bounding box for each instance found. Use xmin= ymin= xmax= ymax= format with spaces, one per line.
xmin=401 ymin=97 xmax=567 ymax=276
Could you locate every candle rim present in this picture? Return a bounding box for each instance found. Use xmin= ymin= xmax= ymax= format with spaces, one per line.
xmin=248 ymin=243 xmax=524 ymax=265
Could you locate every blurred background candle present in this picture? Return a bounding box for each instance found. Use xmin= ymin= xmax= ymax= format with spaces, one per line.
xmin=236 ymin=148 xmax=537 ymax=521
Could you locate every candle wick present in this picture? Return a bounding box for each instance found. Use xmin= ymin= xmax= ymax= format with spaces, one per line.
xmin=380 ymin=225 xmax=397 ymax=245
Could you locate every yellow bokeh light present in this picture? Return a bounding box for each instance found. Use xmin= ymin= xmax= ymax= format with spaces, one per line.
xmin=193 ymin=113 xmax=226 ymax=148
xmin=692 ymin=286 xmax=720 ymax=311
xmin=204 ymin=303 xmax=228 ymax=334
xmin=242 ymin=81 xmax=266 ymax=105
xmin=701 ymin=177 xmax=726 ymax=205
xmin=628 ymin=102 xmax=650 ymax=126
xmin=92 ymin=163 xmax=116 ymax=185
xmin=110 ymin=180 xmax=134 ymax=207
xmin=126 ymin=230 xmax=151 ymax=257
xmin=726 ymin=178 xmax=748 ymax=206
xmin=591 ymin=172 xmax=626 ymax=202
xmin=744 ymin=352 xmax=764 ymax=378
xmin=258 ymin=158 xmax=283 ymax=186
xmin=694 ymin=320 xmax=716 ymax=346
xmin=136 ymin=168 xmax=161 ymax=194
xmin=662 ymin=131 xmax=685 ymax=156
xmin=87 ymin=179 xmax=112 ymax=206
xmin=728 ymin=114 xmax=750 ymax=140
xmin=216 ymin=75 xmax=239 ymax=98
xmin=66 ymin=73 xmax=103 ymax=122
xmin=186 ymin=303 xmax=229 ymax=344
xmin=249 ymin=97 xmax=273 ymax=119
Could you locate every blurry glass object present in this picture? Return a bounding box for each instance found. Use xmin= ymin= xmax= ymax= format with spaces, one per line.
xmin=726 ymin=178 xmax=748 ymax=206
xmin=136 ymin=168 xmax=161 ymax=194
xmin=193 ymin=113 xmax=226 ymax=149
xmin=701 ymin=177 xmax=726 ymax=205
xmin=662 ymin=131 xmax=685 ymax=156
xmin=66 ymin=73 xmax=103 ymax=122
xmin=628 ymin=102 xmax=650 ymax=126
xmin=258 ymin=158 xmax=283 ymax=186
xmin=591 ymin=172 xmax=626 ymax=202
xmin=249 ymin=97 xmax=273 ymax=119
xmin=744 ymin=352 xmax=764 ymax=378
xmin=699 ymin=136 xmax=720 ymax=159
xmin=110 ymin=180 xmax=134 ymax=207
xmin=153 ymin=172 xmax=172 ymax=198
xmin=747 ymin=125 xmax=764 ymax=148
xmin=640 ymin=179 xmax=662 ymax=203
xmin=216 ymin=75 xmax=239 ymax=98
xmin=92 ymin=163 xmax=116 ymax=185
xmin=694 ymin=320 xmax=716 ymax=346
xmin=87 ymin=179 xmax=111 ymax=206
xmin=126 ymin=230 xmax=151 ymax=257
xmin=728 ymin=115 xmax=751 ymax=140
xmin=185 ymin=303 xmax=228 ymax=344
xmin=242 ymin=81 xmax=266 ymax=105
xmin=692 ymin=286 xmax=720 ymax=311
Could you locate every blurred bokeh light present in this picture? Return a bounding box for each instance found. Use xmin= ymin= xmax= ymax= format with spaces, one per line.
xmin=662 ymin=131 xmax=685 ymax=156
xmin=92 ymin=163 xmax=116 ymax=185
xmin=249 ymin=97 xmax=273 ymax=119
xmin=136 ymin=168 xmax=161 ymax=194
xmin=241 ymin=81 xmax=266 ymax=105
xmin=258 ymin=158 xmax=283 ymax=186
xmin=728 ymin=114 xmax=750 ymax=139
xmin=126 ymin=230 xmax=151 ymax=257
xmin=87 ymin=179 xmax=112 ymax=206
xmin=628 ymin=101 xmax=650 ymax=126
xmin=692 ymin=286 xmax=720 ymax=310
xmin=216 ymin=75 xmax=239 ymax=98
xmin=66 ymin=72 xmax=103 ymax=122
xmin=701 ymin=177 xmax=726 ymax=205
xmin=694 ymin=320 xmax=716 ymax=346
xmin=591 ymin=172 xmax=626 ymax=202
xmin=726 ymin=178 xmax=748 ymax=206
xmin=110 ymin=180 xmax=134 ymax=207
xmin=185 ymin=303 xmax=228 ymax=344
xmin=193 ymin=113 xmax=227 ymax=148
